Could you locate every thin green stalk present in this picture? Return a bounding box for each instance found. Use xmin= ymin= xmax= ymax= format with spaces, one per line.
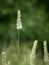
xmin=18 ymin=30 xmax=20 ymax=58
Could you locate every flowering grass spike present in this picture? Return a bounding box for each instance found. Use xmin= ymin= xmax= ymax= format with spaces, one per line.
xmin=43 ymin=41 xmax=49 ymax=63
xmin=30 ymin=40 xmax=38 ymax=65
xmin=16 ymin=10 xmax=23 ymax=58
xmin=16 ymin=10 xmax=22 ymax=30
xmin=2 ymin=52 xmax=7 ymax=65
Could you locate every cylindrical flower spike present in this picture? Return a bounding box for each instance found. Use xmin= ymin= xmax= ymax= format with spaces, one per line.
xmin=16 ymin=10 xmax=23 ymax=30
xmin=43 ymin=41 xmax=49 ymax=63
xmin=2 ymin=51 xmax=7 ymax=65
xmin=30 ymin=40 xmax=38 ymax=65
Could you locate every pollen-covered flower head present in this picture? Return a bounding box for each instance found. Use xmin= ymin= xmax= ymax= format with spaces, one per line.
xmin=16 ymin=10 xmax=22 ymax=30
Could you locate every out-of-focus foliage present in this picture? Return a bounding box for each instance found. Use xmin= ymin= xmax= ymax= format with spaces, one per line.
xmin=0 ymin=42 xmax=47 ymax=65
xmin=0 ymin=0 xmax=49 ymax=43
xmin=0 ymin=1 xmax=49 ymax=65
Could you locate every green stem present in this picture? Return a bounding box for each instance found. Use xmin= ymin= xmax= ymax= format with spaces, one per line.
xmin=18 ymin=30 xmax=19 ymax=58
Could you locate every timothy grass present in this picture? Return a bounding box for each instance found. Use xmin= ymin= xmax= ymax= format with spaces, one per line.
xmin=0 ymin=41 xmax=49 ymax=65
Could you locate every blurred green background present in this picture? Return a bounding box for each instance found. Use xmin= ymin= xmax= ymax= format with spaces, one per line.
xmin=0 ymin=0 xmax=49 ymax=65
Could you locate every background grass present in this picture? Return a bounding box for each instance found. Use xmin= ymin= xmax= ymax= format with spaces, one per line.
xmin=0 ymin=41 xmax=49 ymax=65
